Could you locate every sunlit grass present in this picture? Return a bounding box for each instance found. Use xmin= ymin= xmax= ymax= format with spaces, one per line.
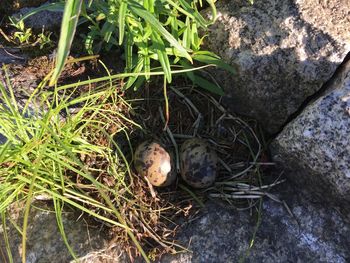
xmin=44 ymin=0 xmax=235 ymax=94
xmin=0 ymin=67 xmax=151 ymax=262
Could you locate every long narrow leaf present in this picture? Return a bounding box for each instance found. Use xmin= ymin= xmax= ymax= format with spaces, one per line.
xmin=128 ymin=0 xmax=192 ymax=62
xmin=151 ymin=32 xmax=172 ymax=83
xmin=18 ymin=2 xmax=65 ymax=22
xmin=125 ymin=57 xmax=144 ymax=89
xmin=193 ymin=51 xmax=238 ymax=74
xmin=205 ymin=0 xmax=217 ymax=23
xmin=165 ymin=0 xmax=208 ymax=27
xmin=1 ymin=212 xmax=13 ymax=263
xmin=143 ymin=0 xmax=154 ymax=13
xmin=49 ymin=0 xmax=83 ymax=86
xmin=57 ymin=64 xmax=214 ymax=90
xmin=181 ymin=61 xmax=224 ymax=95
xmin=118 ymin=1 xmax=128 ymax=45
xmin=125 ymin=33 xmax=134 ymax=72
xmin=189 ymin=73 xmax=224 ymax=95
xmin=182 ymin=17 xmax=191 ymax=50
xmin=53 ymin=199 xmax=78 ymax=261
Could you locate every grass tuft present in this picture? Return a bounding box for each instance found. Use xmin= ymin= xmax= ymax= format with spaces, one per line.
xmin=0 ymin=66 xmax=151 ymax=261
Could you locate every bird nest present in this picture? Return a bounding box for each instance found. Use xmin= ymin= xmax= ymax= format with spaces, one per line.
xmin=78 ymin=82 xmax=282 ymax=261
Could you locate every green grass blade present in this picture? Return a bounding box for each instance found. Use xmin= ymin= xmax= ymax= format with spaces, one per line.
xmin=1 ymin=212 xmax=14 ymax=263
xmin=40 ymin=126 xmax=150 ymax=261
xmin=16 ymin=174 xmax=127 ymax=228
xmin=57 ymin=64 xmax=214 ymax=90
xmin=176 ymin=0 xmax=208 ymax=27
xmin=169 ymin=16 xmax=179 ymax=40
xmin=128 ymin=0 xmax=192 ymax=62
xmin=144 ymin=0 xmax=155 ymax=13
xmin=21 ymin=142 xmax=47 ymax=263
xmin=182 ymin=17 xmax=191 ymax=50
xmin=193 ymin=51 xmax=238 ymax=74
xmin=144 ymin=55 xmax=151 ymax=80
xmin=118 ymin=1 xmax=128 ymax=45
xmin=125 ymin=33 xmax=133 ymax=72
xmin=189 ymin=73 xmax=224 ymax=95
xmin=205 ymin=0 xmax=217 ymax=23
xmin=181 ymin=61 xmax=224 ymax=95
xmin=17 ymin=2 xmax=65 ymax=22
xmin=125 ymin=57 xmax=144 ymax=89
xmin=151 ymin=32 xmax=172 ymax=83
xmin=101 ymin=21 xmax=115 ymax=43
xmin=53 ymin=199 xmax=78 ymax=261
xmin=49 ymin=0 xmax=83 ymax=86
xmin=191 ymin=21 xmax=200 ymax=50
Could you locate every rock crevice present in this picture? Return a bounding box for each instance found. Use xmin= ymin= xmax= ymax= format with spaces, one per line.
xmin=274 ymin=51 xmax=350 ymax=137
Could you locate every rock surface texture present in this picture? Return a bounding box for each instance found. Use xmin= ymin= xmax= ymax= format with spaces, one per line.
xmin=2 ymin=182 xmax=350 ymax=263
xmin=16 ymin=2 xmax=63 ymax=31
xmin=0 ymin=204 xmax=112 ymax=263
xmin=271 ymin=60 xmax=350 ymax=209
xmin=205 ymin=0 xmax=350 ymax=133
xmin=162 ymin=181 xmax=350 ymax=263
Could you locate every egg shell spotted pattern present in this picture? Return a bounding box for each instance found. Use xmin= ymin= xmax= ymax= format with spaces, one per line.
xmin=180 ymin=138 xmax=217 ymax=188
xmin=134 ymin=141 xmax=176 ymax=187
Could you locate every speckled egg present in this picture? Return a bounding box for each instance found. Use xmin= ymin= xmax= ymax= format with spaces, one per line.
xmin=180 ymin=138 xmax=217 ymax=188
xmin=134 ymin=141 xmax=176 ymax=187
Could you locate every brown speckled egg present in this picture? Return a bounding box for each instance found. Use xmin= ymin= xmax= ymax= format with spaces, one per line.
xmin=180 ymin=138 xmax=217 ymax=188
xmin=134 ymin=141 xmax=176 ymax=187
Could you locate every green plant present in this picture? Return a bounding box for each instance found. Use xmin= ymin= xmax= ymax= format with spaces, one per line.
xmin=8 ymin=18 xmax=32 ymax=44
xmin=82 ymin=0 xmax=211 ymax=84
xmin=8 ymin=16 xmax=53 ymax=49
xmin=37 ymin=30 xmax=54 ymax=49
xmin=0 ymin=66 xmax=153 ymax=262
xmin=47 ymin=0 xmax=235 ymax=94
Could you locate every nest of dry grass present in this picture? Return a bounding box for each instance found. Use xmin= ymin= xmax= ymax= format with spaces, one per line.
xmin=77 ymin=80 xmax=281 ymax=261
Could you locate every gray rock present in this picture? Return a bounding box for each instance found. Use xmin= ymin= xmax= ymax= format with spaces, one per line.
xmin=271 ymin=60 xmax=350 ymax=209
xmin=16 ymin=1 xmax=63 ymax=31
xmin=2 ymin=181 xmax=350 ymax=263
xmin=204 ymin=0 xmax=350 ymax=133
xmin=0 ymin=203 xmax=109 ymax=263
xmin=161 ymin=181 xmax=350 ymax=263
